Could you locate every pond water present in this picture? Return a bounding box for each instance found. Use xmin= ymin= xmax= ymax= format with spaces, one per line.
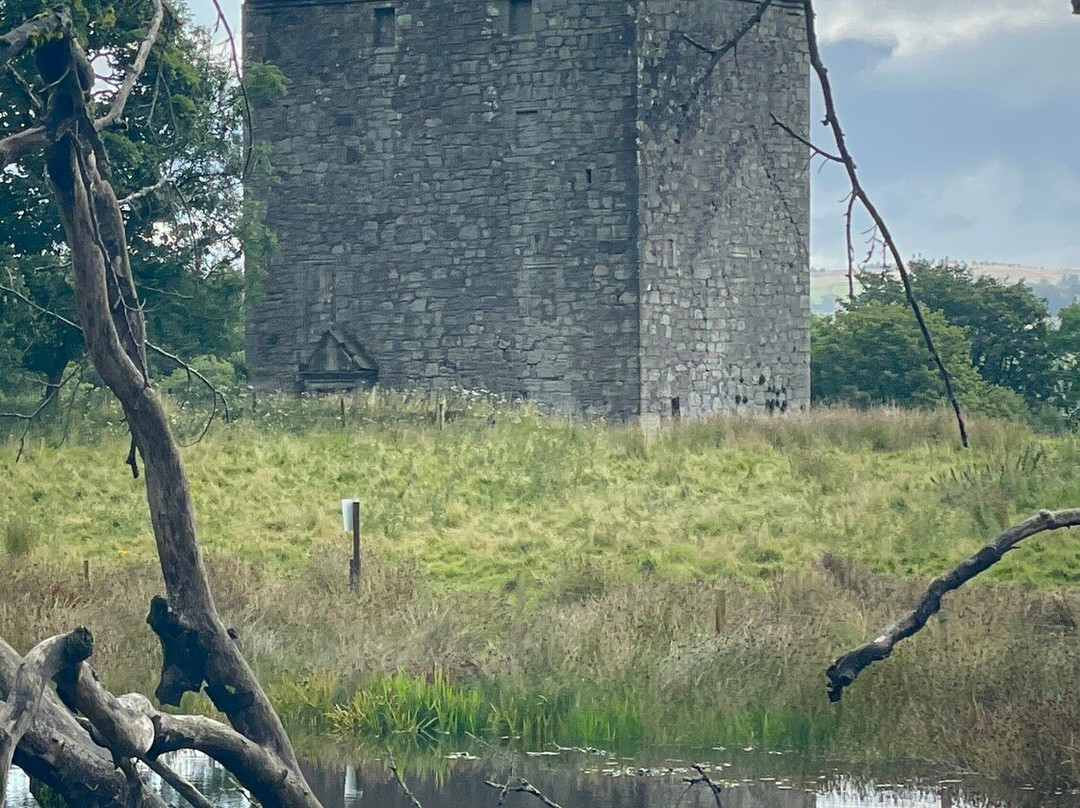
xmin=7 ymin=745 xmax=1080 ymax=808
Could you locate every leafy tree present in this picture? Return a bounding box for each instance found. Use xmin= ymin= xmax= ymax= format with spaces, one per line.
xmin=812 ymin=303 xmax=1027 ymax=418
xmin=0 ymin=0 xmax=245 ymax=402
xmin=1047 ymin=301 xmax=1080 ymax=416
xmin=852 ymin=260 xmax=1054 ymax=407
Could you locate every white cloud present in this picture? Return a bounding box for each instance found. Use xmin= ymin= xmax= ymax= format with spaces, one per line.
xmin=811 ymin=156 xmax=1080 ymax=270
xmin=816 ymin=0 xmax=1062 ymax=58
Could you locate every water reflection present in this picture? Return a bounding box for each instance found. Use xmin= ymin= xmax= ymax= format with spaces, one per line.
xmin=6 ymin=749 xmax=1080 ymax=808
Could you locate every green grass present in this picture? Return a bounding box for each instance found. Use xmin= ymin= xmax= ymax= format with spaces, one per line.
xmin=6 ymin=397 xmax=1080 ymax=784
xmin=4 ymin=395 xmax=1078 ymax=588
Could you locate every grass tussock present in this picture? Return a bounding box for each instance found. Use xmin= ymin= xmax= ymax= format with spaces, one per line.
xmin=4 ymin=398 xmax=1080 ymax=783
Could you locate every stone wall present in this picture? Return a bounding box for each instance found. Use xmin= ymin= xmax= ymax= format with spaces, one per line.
xmin=245 ymin=0 xmax=642 ymax=417
xmin=636 ymin=0 xmax=811 ymax=420
xmin=244 ymin=0 xmax=810 ymax=420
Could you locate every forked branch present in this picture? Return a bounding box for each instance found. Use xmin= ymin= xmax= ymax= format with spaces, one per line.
xmin=826 ymin=508 xmax=1080 ymax=701
xmin=485 ymin=777 xmax=565 ymax=808
xmin=683 ymin=765 xmax=725 ymax=808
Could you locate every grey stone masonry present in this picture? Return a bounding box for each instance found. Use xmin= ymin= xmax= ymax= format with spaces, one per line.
xmin=243 ymin=0 xmax=810 ymax=420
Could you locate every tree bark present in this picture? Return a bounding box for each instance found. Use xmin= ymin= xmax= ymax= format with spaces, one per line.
xmin=0 ymin=638 xmax=167 ymax=808
xmin=41 ymin=31 xmax=306 ymax=772
xmin=0 ymin=629 xmax=93 ymax=798
xmin=56 ymin=658 xmax=320 ymax=808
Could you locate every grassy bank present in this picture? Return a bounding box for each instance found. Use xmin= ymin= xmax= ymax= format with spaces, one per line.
xmin=4 ymin=398 xmax=1080 ymax=783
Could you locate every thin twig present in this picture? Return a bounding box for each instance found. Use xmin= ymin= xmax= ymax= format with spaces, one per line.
xmin=54 ymin=362 xmax=86 ymax=451
xmin=681 ymin=0 xmax=775 ymax=105
xmin=799 ymin=0 xmax=969 ymax=447
xmin=147 ymin=342 xmax=231 ymax=425
xmin=386 ymin=753 xmax=423 ymax=808
xmin=770 ymin=113 xmax=841 ymax=163
xmin=683 ymin=765 xmax=724 ymax=808
xmin=206 ymin=0 xmax=253 ymax=179
xmin=843 ymin=193 xmax=856 ymax=303
xmin=4 ymin=363 xmax=83 ymax=463
xmin=143 ymin=756 xmax=217 ymax=808
xmin=484 ymin=778 xmax=564 ymax=808
xmin=118 ymin=176 xmax=170 ymax=207
xmin=0 ymin=278 xmax=82 ymax=332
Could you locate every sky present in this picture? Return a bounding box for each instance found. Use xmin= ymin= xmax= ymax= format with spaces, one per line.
xmin=185 ymin=0 xmax=1080 ymax=272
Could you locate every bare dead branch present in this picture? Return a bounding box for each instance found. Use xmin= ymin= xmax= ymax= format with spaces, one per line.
xmin=683 ymin=765 xmax=724 ymax=808
xmin=3 ymin=362 xmax=83 ymax=463
xmin=95 ymin=0 xmax=165 ymax=131
xmin=0 ymin=628 xmax=94 ymax=797
xmin=844 ymin=193 xmax=857 ymax=303
xmin=146 ymin=341 xmax=231 ymax=432
xmin=682 ymin=0 xmax=775 ymax=103
xmin=799 ymin=0 xmax=969 ymax=447
xmin=0 ymin=125 xmax=48 ymax=169
xmin=387 ymin=753 xmax=424 ymax=808
xmin=0 ymin=9 xmax=71 ymax=68
xmin=54 ymin=656 xmax=319 ymax=808
xmin=0 ymin=638 xmax=168 ymax=808
xmin=0 ymin=278 xmax=83 ymax=331
xmin=143 ymin=757 xmax=217 ymax=808
xmin=119 ymin=176 xmax=170 ymax=207
xmin=770 ymin=113 xmax=841 ymax=163
xmin=485 ymin=777 xmax=564 ymax=808
xmin=826 ymin=508 xmax=1080 ymax=702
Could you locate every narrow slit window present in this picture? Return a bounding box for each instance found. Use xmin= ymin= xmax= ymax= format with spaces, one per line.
xmin=585 ymin=168 xmax=593 ymax=185
xmin=509 ymin=0 xmax=533 ymax=35
xmin=671 ymin=397 xmax=681 ymax=419
xmin=374 ymin=7 xmax=396 ymax=47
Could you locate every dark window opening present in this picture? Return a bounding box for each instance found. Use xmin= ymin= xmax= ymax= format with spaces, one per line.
xmin=509 ymin=0 xmax=533 ymax=35
xmin=671 ymin=397 xmax=681 ymax=419
xmin=585 ymin=168 xmax=593 ymax=185
xmin=374 ymin=7 xmax=396 ymax=47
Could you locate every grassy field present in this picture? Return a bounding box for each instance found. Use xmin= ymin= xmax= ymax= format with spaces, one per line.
xmin=4 ymin=396 xmax=1080 ymax=783
xmin=6 ymin=394 xmax=1080 ymax=588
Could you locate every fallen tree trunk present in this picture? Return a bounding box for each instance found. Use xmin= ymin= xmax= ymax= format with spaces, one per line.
xmin=0 ymin=638 xmax=167 ymax=808
xmin=57 ymin=658 xmax=319 ymax=808
xmin=826 ymin=508 xmax=1080 ymax=701
xmin=0 ymin=629 xmax=93 ymax=797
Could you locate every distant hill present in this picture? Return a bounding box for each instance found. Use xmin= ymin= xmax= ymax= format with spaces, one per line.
xmin=810 ymin=262 xmax=1080 ymax=316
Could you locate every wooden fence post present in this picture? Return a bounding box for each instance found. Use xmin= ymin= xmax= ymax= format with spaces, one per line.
xmin=349 ymin=500 xmax=362 ymax=592
xmin=714 ymin=590 xmax=726 ymax=635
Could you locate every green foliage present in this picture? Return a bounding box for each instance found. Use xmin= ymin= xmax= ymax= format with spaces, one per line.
xmin=0 ymin=0 xmax=246 ymax=397
xmin=812 ymin=303 xmax=1027 ymax=418
xmin=331 ymin=669 xmax=486 ymax=741
xmin=244 ymin=62 xmax=290 ymax=109
xmin=812 ymin=259 xmax=1080 ymax=421
xmin=852 ymin=260 xmax=1054 ymax=406
xmin=1048 ymin=301 xmax=1080 ymax=417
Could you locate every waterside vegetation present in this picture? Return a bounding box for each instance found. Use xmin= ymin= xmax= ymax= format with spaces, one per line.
xmin=4 ymin=395 xmax=1080 ymax=785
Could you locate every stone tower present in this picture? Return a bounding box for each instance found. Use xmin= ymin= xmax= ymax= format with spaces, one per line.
xmin=244 ymin=0 xmax=810 ymax=420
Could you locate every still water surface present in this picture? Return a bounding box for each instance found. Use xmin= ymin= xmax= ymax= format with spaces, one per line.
xmin=6 ymin=747 xmax=1080 ymax=808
